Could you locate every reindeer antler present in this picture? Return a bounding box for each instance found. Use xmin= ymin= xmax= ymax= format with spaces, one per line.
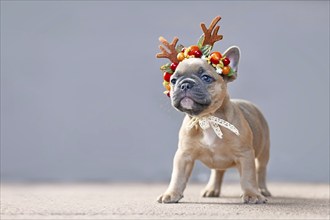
xmin=200 ymin=16 xmax=223 ymax=47
xmin=156 ymin=36 xmax=179 ymax=63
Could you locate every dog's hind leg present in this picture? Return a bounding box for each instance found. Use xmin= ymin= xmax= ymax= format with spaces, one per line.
xmin=201 ymin=169 xmax=225 ymax=197
xmin=256 ymin=145 xmax=271 ymax=197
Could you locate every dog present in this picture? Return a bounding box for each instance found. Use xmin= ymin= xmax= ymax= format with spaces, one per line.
xmin=156 ymin=16 xmax=271 ymax=204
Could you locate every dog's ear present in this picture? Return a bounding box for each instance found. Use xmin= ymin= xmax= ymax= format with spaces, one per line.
xmin=222 ymin=46 xmax=240 ymax=82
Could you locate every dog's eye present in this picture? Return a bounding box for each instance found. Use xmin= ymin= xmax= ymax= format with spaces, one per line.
xmin=170 ymin=78 xmax=177 ymax=85
xmin=201 ymin=75 xmax=213 ymax=83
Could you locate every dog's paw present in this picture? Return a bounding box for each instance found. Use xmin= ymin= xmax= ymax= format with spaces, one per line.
xmin=242 ymin=192 xmax=267 ymax=204
xmin=157 ymin=191 xmax=183 ymax=203
xmin=201 ymin=188 xmax=220 ymax=197
xmin=259 ymin=188 xmax=272 ymax=197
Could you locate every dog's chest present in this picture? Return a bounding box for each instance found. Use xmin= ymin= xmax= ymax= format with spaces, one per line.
xmin=200 ymin=127 xmax=218 ymax=148
xmin=198 ymin=128 xmax=234 ymax=169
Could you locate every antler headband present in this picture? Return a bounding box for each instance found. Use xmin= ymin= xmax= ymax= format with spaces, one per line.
xmin=156 ymin=16 xmax=235 ymax=97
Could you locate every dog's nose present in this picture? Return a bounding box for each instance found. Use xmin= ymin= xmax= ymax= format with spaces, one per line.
xmin=180 ymin=82 xmax=194 ymax=91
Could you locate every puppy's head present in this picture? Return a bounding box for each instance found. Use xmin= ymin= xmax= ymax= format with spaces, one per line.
xmin=170 ymin=46 xmax=240 ymax=116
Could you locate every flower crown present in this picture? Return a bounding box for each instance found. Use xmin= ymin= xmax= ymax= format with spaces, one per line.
xmin=156 ymin=16 xmax=235 ymax=97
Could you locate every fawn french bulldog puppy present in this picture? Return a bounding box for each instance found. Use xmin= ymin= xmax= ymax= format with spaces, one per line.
xmin=156 ymin=16 xmax=271 ymax=204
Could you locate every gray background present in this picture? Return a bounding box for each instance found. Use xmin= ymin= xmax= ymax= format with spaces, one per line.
xmin=1 ymin=1 xmax=329 ymax=183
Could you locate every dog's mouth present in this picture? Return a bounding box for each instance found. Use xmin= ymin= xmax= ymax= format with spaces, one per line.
xmin=178 ymin=94 xmax=210 ymax=108
xmin=180 ymin=97 xmax=195 ymax=110
xmin=171 ymin=85 xmax=212 ymax=115
xmin=174 ymin=95 xmax=211 ymax=116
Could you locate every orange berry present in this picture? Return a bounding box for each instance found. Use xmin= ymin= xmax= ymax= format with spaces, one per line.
xmin=222 ymin=66 xmax=230 ymax=75
xmin=163 ymin=81 xmax=169 ymax=88
xmin=177 ymin=52 xmax=185 ymax=62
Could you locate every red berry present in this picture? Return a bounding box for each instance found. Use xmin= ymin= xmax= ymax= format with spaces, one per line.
xmin=194 ymin=50 xmax=202 ymax=58
xmin=163 ymin=72 xmax=171 ymax=82
xmin=188 ymin=45 xmax=200 ymax=56
xmin=181 ymin=48 xmax=185 ymax=53
xmin=222 ymin=57 xmax=230 ymax=66
xmin=210 ymin=52 xmax=222 ymax=64
xmin=170 ymin=63 xmax=178 ymax=71
xmin=164 ymin=91 xmax=170 ymax=97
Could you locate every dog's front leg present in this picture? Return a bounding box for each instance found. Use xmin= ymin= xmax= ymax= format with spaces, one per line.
xmin=157 ymin=149 xmax=195 ymax=203
xmin=237 ymin=148 xmax=267 ymax=204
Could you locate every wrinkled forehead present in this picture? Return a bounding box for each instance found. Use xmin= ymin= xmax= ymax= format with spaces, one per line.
xmin=175 ymin=58 xmax=218 ymax=78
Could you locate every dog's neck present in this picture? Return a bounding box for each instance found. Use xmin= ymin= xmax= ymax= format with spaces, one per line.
xmin=218 ymin=93 xmax=232 ymax=113
xmin=185 ymin=93 xmax=240 ymax=140
xmin=209 ymin=92 xmax=234 ymax=118
xmin=186 ymin=92 xmax=233 ymax=119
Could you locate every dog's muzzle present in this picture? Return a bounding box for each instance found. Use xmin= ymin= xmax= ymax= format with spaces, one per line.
xmin=179 ymin=80 xmax=195 ymax=92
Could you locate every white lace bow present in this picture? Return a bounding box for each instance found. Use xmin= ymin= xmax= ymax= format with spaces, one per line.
xmin=187 ymin=115 xmax=240 ymax=139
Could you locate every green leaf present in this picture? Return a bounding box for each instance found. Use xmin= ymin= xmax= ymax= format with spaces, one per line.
xmin=160 ymin=63 xmax=172 ymax=73
xmin=160 ymin=63 xmax=170 ymax=70
xmin=160 ymin=63 xmax=173 ymax=73
xmin=197 ymin=34 xmax=205 ymax=49
xmin=176 ymin=44 xmax=185 ymax=53
xmin=201 ymin=44 xmax=212 ymax=56
xmin=227 ymin=67 xmax=236 ymax=77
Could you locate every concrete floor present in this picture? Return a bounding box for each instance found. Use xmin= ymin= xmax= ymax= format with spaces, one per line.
xmin=1 ymin=182 xmax=329 ymax=219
